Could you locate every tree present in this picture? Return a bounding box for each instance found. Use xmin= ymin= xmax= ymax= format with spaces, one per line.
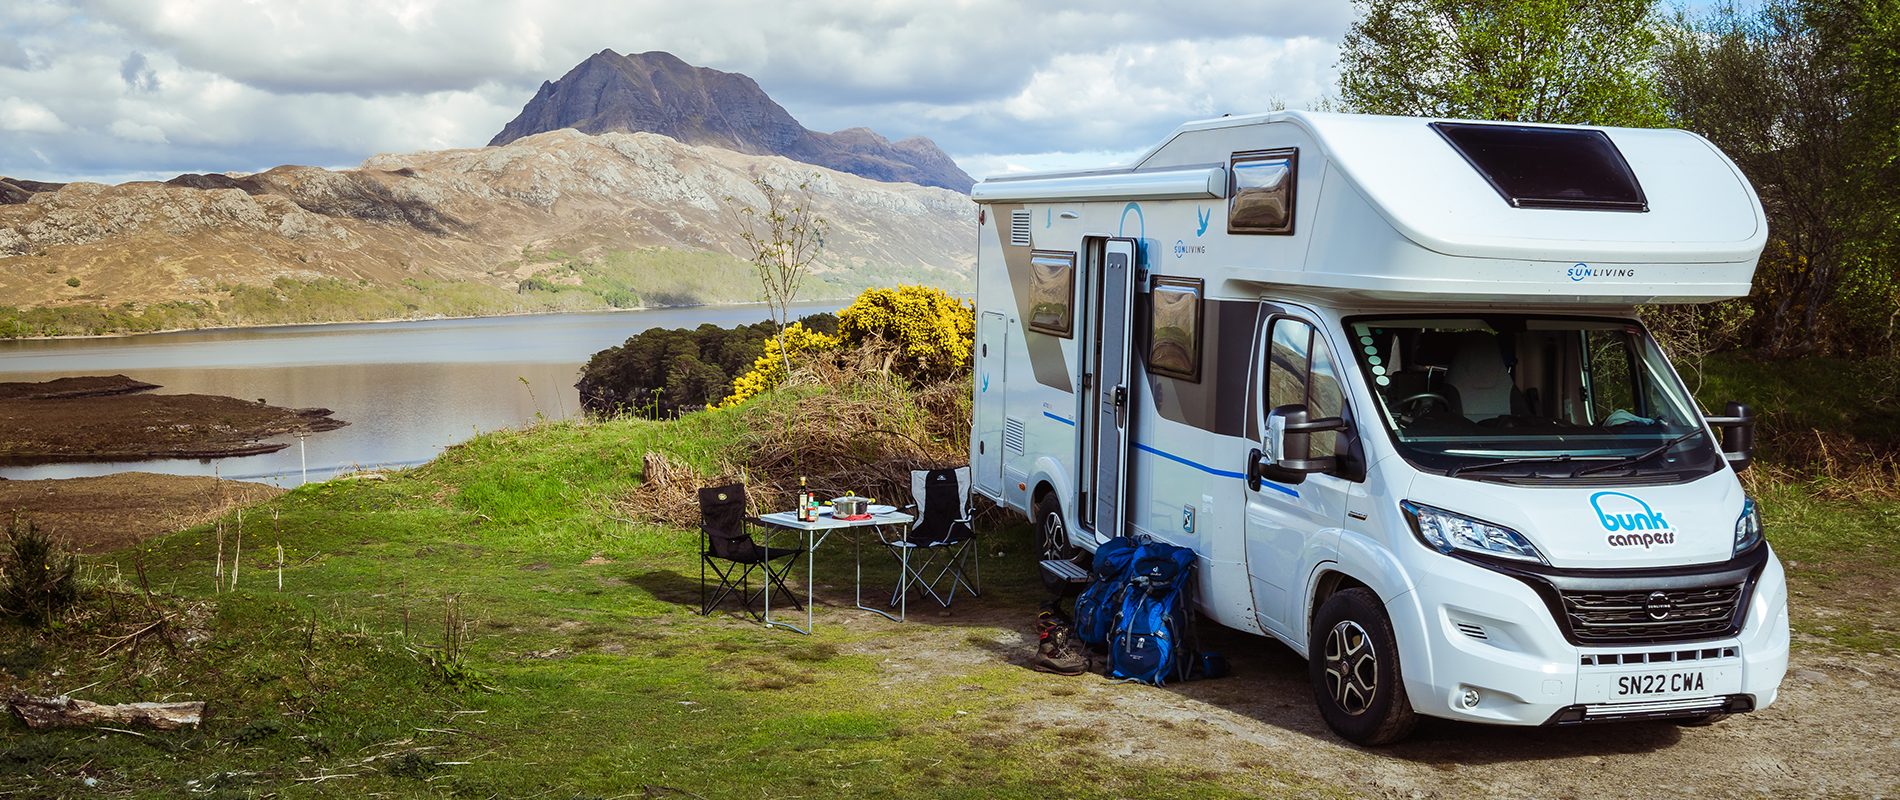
xmin=1655 ymin=0 xmax=1893 ymax=357
xmin=731 ymin=175 xmax=830 ymax=383
xmin=1338 ymin=0 xmax=1669 ymax=126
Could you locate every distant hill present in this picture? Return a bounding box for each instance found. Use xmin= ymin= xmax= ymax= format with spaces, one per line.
xmin=0 ymin=130 xmax=973 ymax=329
xmin=490 ymin=50 xmax=974 ymax=194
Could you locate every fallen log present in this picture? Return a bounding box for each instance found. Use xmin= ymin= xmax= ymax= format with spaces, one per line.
xmin=6 ymin=691 xmax=204 ymax=731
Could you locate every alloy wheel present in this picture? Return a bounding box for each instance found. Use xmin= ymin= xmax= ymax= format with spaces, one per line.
xmin=1324 ymin=620 xmax=1379 ymax=716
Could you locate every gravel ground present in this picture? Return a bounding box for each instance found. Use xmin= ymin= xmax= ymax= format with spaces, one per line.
xmin=843 ymin=606 xmax=1900 ymax=799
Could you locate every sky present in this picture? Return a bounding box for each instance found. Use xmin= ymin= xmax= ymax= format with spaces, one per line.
xmin=0 ymin=0 xmax=1356 ymax=185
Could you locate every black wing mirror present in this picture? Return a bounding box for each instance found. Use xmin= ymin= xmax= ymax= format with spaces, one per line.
xmin=1704 ymin=400 xmax=1755 ymax=472
xmin=1248 ymin=404 xmax=1349 ymax=489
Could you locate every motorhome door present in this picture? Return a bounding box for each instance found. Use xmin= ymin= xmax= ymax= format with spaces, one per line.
xmin=974 ymin=309 xmax=1007 ymax=496
xmin=1244 ymin=311 xmax=1352 ymax=638
xmin=1076 ymin=237 xmax=1138 ymax=541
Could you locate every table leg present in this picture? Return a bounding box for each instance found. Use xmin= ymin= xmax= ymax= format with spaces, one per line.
xmin=764 ymin=527 xmax=816 ymax=635
xmin=855 ymin=523 xmax=904 ymax=623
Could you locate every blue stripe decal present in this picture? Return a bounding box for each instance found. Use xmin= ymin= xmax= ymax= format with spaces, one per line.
xmin=1132 ymin=443 xmax=1300 ymax=498
xmin=1043 ymin=412 xmax=1075 ymax=426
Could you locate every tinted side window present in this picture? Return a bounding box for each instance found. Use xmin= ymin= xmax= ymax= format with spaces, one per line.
xmin=1027 ymin=250 xmax=1075 ymax=337
xmin=1228 ymin=149 xmax=1298 ymax=234
xmin=1148 ymin=276 xmax=1203 ymax=381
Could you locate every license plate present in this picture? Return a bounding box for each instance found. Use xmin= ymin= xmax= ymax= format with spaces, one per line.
xmin=1577 ymin=665 xmax=1740 ymax=704
xmin=1615 ymin=670 xmax=1711 ymax=697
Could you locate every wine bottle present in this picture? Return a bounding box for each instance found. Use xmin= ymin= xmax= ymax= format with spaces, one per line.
xmin=798 ymin=477 xmax=810 ymax=521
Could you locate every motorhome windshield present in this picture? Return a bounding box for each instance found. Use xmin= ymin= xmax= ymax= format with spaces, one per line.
xmin=1344 ymin=314 xmax=1723 ymax=482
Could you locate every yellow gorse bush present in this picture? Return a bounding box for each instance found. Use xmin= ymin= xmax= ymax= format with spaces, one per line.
xmin=715 ymin=321 xmax=842 ymax=408
xmin=837 ymin=285 xmax=975 ymax=384
xmin=716 ymin=285 xmax=976 ymax=408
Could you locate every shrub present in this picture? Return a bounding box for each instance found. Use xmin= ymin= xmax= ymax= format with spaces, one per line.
xmin=64 ymin=277 xmax=80 ymax=288
xmin=516 ymin=277 xmax=560 ymax=294
xmin=837 ymin=285 xmax=975 ymax=384
xmin=0 ymin=517 xmax=79 ymax=628
xmin=716 ymin=321 xmax=843 ymax=408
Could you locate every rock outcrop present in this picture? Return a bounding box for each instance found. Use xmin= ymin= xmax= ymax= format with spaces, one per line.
xmin=490 ymin=50 xmax=975 ymax=193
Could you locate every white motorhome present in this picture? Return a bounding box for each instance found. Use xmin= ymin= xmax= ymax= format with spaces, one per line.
xmin=968 ymin=111 xmax=1788 ymax=745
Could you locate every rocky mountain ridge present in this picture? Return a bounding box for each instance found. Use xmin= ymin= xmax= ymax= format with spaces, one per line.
xmin=490 ymin=50 xmax=974 ymax=193
xmin=0 ymin=129 xmax=974 ymax=316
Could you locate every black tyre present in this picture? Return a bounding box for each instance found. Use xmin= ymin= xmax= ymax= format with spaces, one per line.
xmin=1035 ymin=492 xmax=1079 ymax=562
xmin=1309 ymin=587 xmax=1418 ymax=746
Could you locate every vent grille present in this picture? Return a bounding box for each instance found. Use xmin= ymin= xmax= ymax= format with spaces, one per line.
xmin=1454 ymin=622 xmax=1488 ymax=640
xmin=1003 ymin=416 xmax=1026 ymax=455
xmin=1560 ymin=584 xmax=1743 ymax=644
xmin=1581 ymin=646 xmax=1737 ymax=667
xmin=1009 ymin=210 xmax=1033 ymax=246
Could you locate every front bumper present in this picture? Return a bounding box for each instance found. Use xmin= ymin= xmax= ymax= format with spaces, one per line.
xmin=1396 ymin=544 xmax=1789 ymax=725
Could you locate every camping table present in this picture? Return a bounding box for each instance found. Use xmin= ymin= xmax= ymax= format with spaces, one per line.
xmin=755 ymin=509 xmax=915 ymax=635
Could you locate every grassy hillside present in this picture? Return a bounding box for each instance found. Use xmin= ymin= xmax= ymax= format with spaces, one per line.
xmin=0 ymin=244 xmax=968 ymax=338
xmin=0 ymin=371 xmax=1335 ymax=798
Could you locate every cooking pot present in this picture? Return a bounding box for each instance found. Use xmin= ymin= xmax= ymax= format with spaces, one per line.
xmin=831 ymin=495 xmax=871 ymax=517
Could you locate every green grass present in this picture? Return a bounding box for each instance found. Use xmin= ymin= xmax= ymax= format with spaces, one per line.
xmin=0 ymin=401 xmax=1329 ymax=799
xmin=1752 ymin=482 xmax=1900 ymax=655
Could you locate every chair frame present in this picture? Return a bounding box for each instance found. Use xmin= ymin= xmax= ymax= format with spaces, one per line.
xmin=881 ymin=468 xmax=980 ymax=609
xmin=698 ymin=484 xmax=804 ymax=620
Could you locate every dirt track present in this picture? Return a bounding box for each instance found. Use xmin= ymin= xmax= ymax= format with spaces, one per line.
xmin=0 ymin=472 xmax=280 ymax=554
xmin=834 ymin=604 xmax=1899 ymax=799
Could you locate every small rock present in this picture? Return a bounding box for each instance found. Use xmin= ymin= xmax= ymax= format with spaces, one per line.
xmin=1794 ymin=669 xmax=1831 ymax=684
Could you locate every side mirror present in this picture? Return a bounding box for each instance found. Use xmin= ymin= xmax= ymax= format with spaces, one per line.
xmin=1704 ymin=400 xmax=1755 ymax=472
xmin=1249 ymin=405 xmax=1348 ymax=489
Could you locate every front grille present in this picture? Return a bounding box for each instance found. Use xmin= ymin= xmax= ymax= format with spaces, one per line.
xmin=1559 ymin=584 xmax=1743 ymax=644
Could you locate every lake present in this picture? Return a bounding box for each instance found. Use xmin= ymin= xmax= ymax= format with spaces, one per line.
xmin=0 ymin=303 xmax=838 ymax=486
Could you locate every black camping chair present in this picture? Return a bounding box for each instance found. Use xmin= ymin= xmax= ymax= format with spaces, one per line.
xmin=698 ymin=483 xmax=804 ymax=620
xmin=883 ymin=467 xmax=980 ymax=608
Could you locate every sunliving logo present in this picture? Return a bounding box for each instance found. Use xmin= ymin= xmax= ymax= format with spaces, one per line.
xmin=1591 ymin=491 xmax=1678 ymax=549
xmin=1568 ymin=263 xmax=1637 ymax=282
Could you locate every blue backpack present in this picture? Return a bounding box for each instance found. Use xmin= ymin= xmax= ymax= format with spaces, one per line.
xmin=1107 ymin=542 xmax=1198 ymax=685
xmin=1074 ymin=537 xmax=1140 ymax=646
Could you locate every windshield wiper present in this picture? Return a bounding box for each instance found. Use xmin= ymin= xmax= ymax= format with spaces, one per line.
xmin=1575 ymin=428 xmax=1709 ymax=477
xmin=1447 ymin=454 xmax=1579 ymax=478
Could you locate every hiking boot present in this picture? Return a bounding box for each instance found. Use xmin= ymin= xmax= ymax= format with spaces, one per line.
xmin=1031 ymin=625 xmax=1090 ymax=676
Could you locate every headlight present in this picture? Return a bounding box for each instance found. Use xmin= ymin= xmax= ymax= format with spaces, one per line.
xmin=1734 ymin=497 xmax=1763 ymax=556
xmin=1401 ymin=501 xmax=1547 ymax=564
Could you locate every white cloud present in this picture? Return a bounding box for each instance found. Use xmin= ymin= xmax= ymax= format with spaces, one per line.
xmin=0 ymin=97 xmax=69 ymax=132
xmin=1 ymin=0 xmax=1356 ymax=182
xmin=108 ymin=117 xmax=167 ymax=142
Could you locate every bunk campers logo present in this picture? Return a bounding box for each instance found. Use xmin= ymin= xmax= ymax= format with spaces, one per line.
xmin=1568 ymin=263 xmax=1638 ymax=282
xmin=1591 ymin=491 xmax=1679 ymax=549
xmin=1173 ymin=239 xmax=1205 ymax=258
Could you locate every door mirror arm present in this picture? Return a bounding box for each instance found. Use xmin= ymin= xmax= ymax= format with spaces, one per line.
xmin=1704 ymin=400 xmax=1755 ymax=472
xmin=1254 ymin=405 xmax=1349 ymax=488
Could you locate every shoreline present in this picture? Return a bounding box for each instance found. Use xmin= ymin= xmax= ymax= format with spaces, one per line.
xmin=0 ymin=295 xmax=876 ymax=342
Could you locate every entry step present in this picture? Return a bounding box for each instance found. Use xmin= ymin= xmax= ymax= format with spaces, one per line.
xmin=1039 ymin=559 xmax=1092 ymax=584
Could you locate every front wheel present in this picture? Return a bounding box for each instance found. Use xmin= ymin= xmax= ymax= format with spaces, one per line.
xmin=1309 ymin=587 xmax=1418 ymax=746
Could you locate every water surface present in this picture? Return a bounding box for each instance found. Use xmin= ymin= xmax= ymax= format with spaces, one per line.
xmin=0 ymin=304 xmax=832 ymax=486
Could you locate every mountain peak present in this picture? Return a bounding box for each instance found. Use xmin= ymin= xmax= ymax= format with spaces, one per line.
xmin=488 ymin=51 xmax=972 ymax=193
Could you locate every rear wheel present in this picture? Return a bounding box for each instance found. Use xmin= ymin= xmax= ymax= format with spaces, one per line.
xmin=1309 ymin=587 xmax=1418 ymax=746
xmin=1036 ymin=493 xmax=1079 ymax=562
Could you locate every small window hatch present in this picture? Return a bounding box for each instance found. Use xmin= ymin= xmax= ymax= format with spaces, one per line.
xmin=1432 ymin=122 xmax=1648 ymax=212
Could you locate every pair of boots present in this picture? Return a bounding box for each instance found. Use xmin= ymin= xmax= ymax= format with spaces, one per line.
xmin=1031 ymin=605 xmax=1090 ymax=676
